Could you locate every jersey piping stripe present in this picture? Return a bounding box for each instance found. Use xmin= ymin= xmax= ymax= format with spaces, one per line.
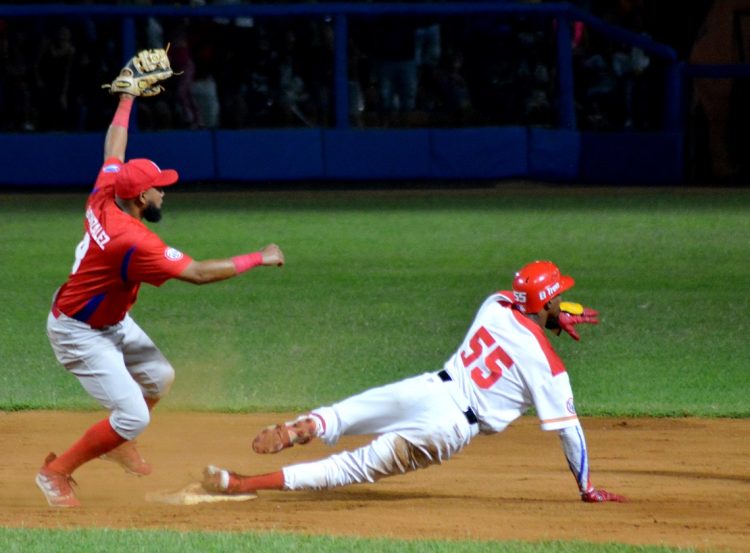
xmin=574 ymin=424 xmax=589 ymax=491
xmin=71 ymin=293 xmax=106 ymax=323
xmin=540 ymin=414 xmax=578 ymax=425
xmin=120 ymin=246 xmax=136 ymax=282
xmin=509 ymin=308 xmax=567 ymax=376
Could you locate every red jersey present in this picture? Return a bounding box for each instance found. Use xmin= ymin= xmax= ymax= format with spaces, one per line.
xmin=54 ymin=158 xmax=193 ymax=328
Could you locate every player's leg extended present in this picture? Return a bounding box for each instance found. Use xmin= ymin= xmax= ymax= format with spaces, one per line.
xmin=282 ymin=382 xmax=479 ymax=490
xmin=208 ymin=379 xmax=478 ymax=494
xmin=205 ymin=431 xmax=435 ymax=494
xmin=207 ymin=405 xmax=476 ymax=494
xmin=252 ymin=372 xmax=440 ymax=454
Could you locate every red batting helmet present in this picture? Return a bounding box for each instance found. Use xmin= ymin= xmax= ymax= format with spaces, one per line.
xmin=512 ymin=261 xmax=575 ymax=314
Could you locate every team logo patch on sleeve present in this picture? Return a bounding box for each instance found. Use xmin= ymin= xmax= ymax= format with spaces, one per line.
xmin=103 ymin=164 xmax=120 ymax=173
xmin=164 ymin=247 xmax=184 ymax=261
xmin=566 ymin=398 xmax=576 ymax=415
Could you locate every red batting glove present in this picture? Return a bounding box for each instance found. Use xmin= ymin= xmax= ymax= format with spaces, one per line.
xmin=558 ymin=308 xmax=599 ymax=341
xmin=581 ymin=488 xmax=627 ymax=503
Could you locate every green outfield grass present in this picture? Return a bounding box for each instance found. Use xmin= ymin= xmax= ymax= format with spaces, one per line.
xmin=1 ymin=186 xmax=748 ymax=416
xmin=0 ymin=528 xmax=698 ymax=553
xmin=1 ymin=185 xmax=745 ymax=553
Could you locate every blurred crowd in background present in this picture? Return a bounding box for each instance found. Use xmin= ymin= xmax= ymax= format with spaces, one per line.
xmin=0 ymin=0 xmax=713 ymax=133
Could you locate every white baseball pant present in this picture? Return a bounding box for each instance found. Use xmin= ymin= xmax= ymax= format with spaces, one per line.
xmin=283 ymin=371 xmax=479 ymax=490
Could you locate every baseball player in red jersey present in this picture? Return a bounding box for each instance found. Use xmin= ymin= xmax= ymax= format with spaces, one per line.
xmin=201 ymin=261 xmax=625 ymax=503
xmin=36 ymin=68 xmax=284 ymax=508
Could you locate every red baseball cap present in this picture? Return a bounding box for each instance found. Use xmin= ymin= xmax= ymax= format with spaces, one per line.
xmin=115 ymin=159 xmax=179 ymax=199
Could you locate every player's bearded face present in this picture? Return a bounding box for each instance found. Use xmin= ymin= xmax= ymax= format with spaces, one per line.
xmin=143 ymin=201 xmax=162 ymax=223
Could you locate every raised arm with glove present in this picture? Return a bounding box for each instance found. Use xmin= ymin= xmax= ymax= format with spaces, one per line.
xmin=102 ymin=46 xmax=176 ymax=97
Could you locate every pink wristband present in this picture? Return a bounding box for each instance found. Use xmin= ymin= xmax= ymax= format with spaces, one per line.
xmin=111 ymin=95 xmax=134 ymax=128
xmin=232 ymin=252 xmax=263 ymax=274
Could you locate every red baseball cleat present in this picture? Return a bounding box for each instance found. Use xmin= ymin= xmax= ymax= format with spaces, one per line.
xmin=35 ymin=453 xmax=80 ymax=508
xmin=252 ymin=417 xmax=317 ymax=454
xmin=100 ymin=440 xmax=152 ymax=476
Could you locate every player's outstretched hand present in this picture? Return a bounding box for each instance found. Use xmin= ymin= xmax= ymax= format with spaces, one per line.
xmin=581 ymin=488 xmax=627 ymax=503
xmin=558 ymin=302 xmax=599 ymax=341
xmin=260 ymin=243 xmax=285 ymax=267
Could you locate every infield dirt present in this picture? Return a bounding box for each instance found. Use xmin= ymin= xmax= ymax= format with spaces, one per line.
xmin=2 ymin=412 xmax=748 ymax=552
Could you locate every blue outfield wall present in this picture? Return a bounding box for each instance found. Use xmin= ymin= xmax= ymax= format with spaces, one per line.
xmin=431 ymin=127 xmax=528 ymax=179
xmin=580 ymin=131 xmax=684 ymax=185
xmin=528 ymin=128 xmax=581 ymax=181
xmin=127 ymin=130 xmax=216 ymax=182
xmin=216 ymin=129 xmax=324 ymax=180
xmin=0 ymin=129 xmax=683 ymax=186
